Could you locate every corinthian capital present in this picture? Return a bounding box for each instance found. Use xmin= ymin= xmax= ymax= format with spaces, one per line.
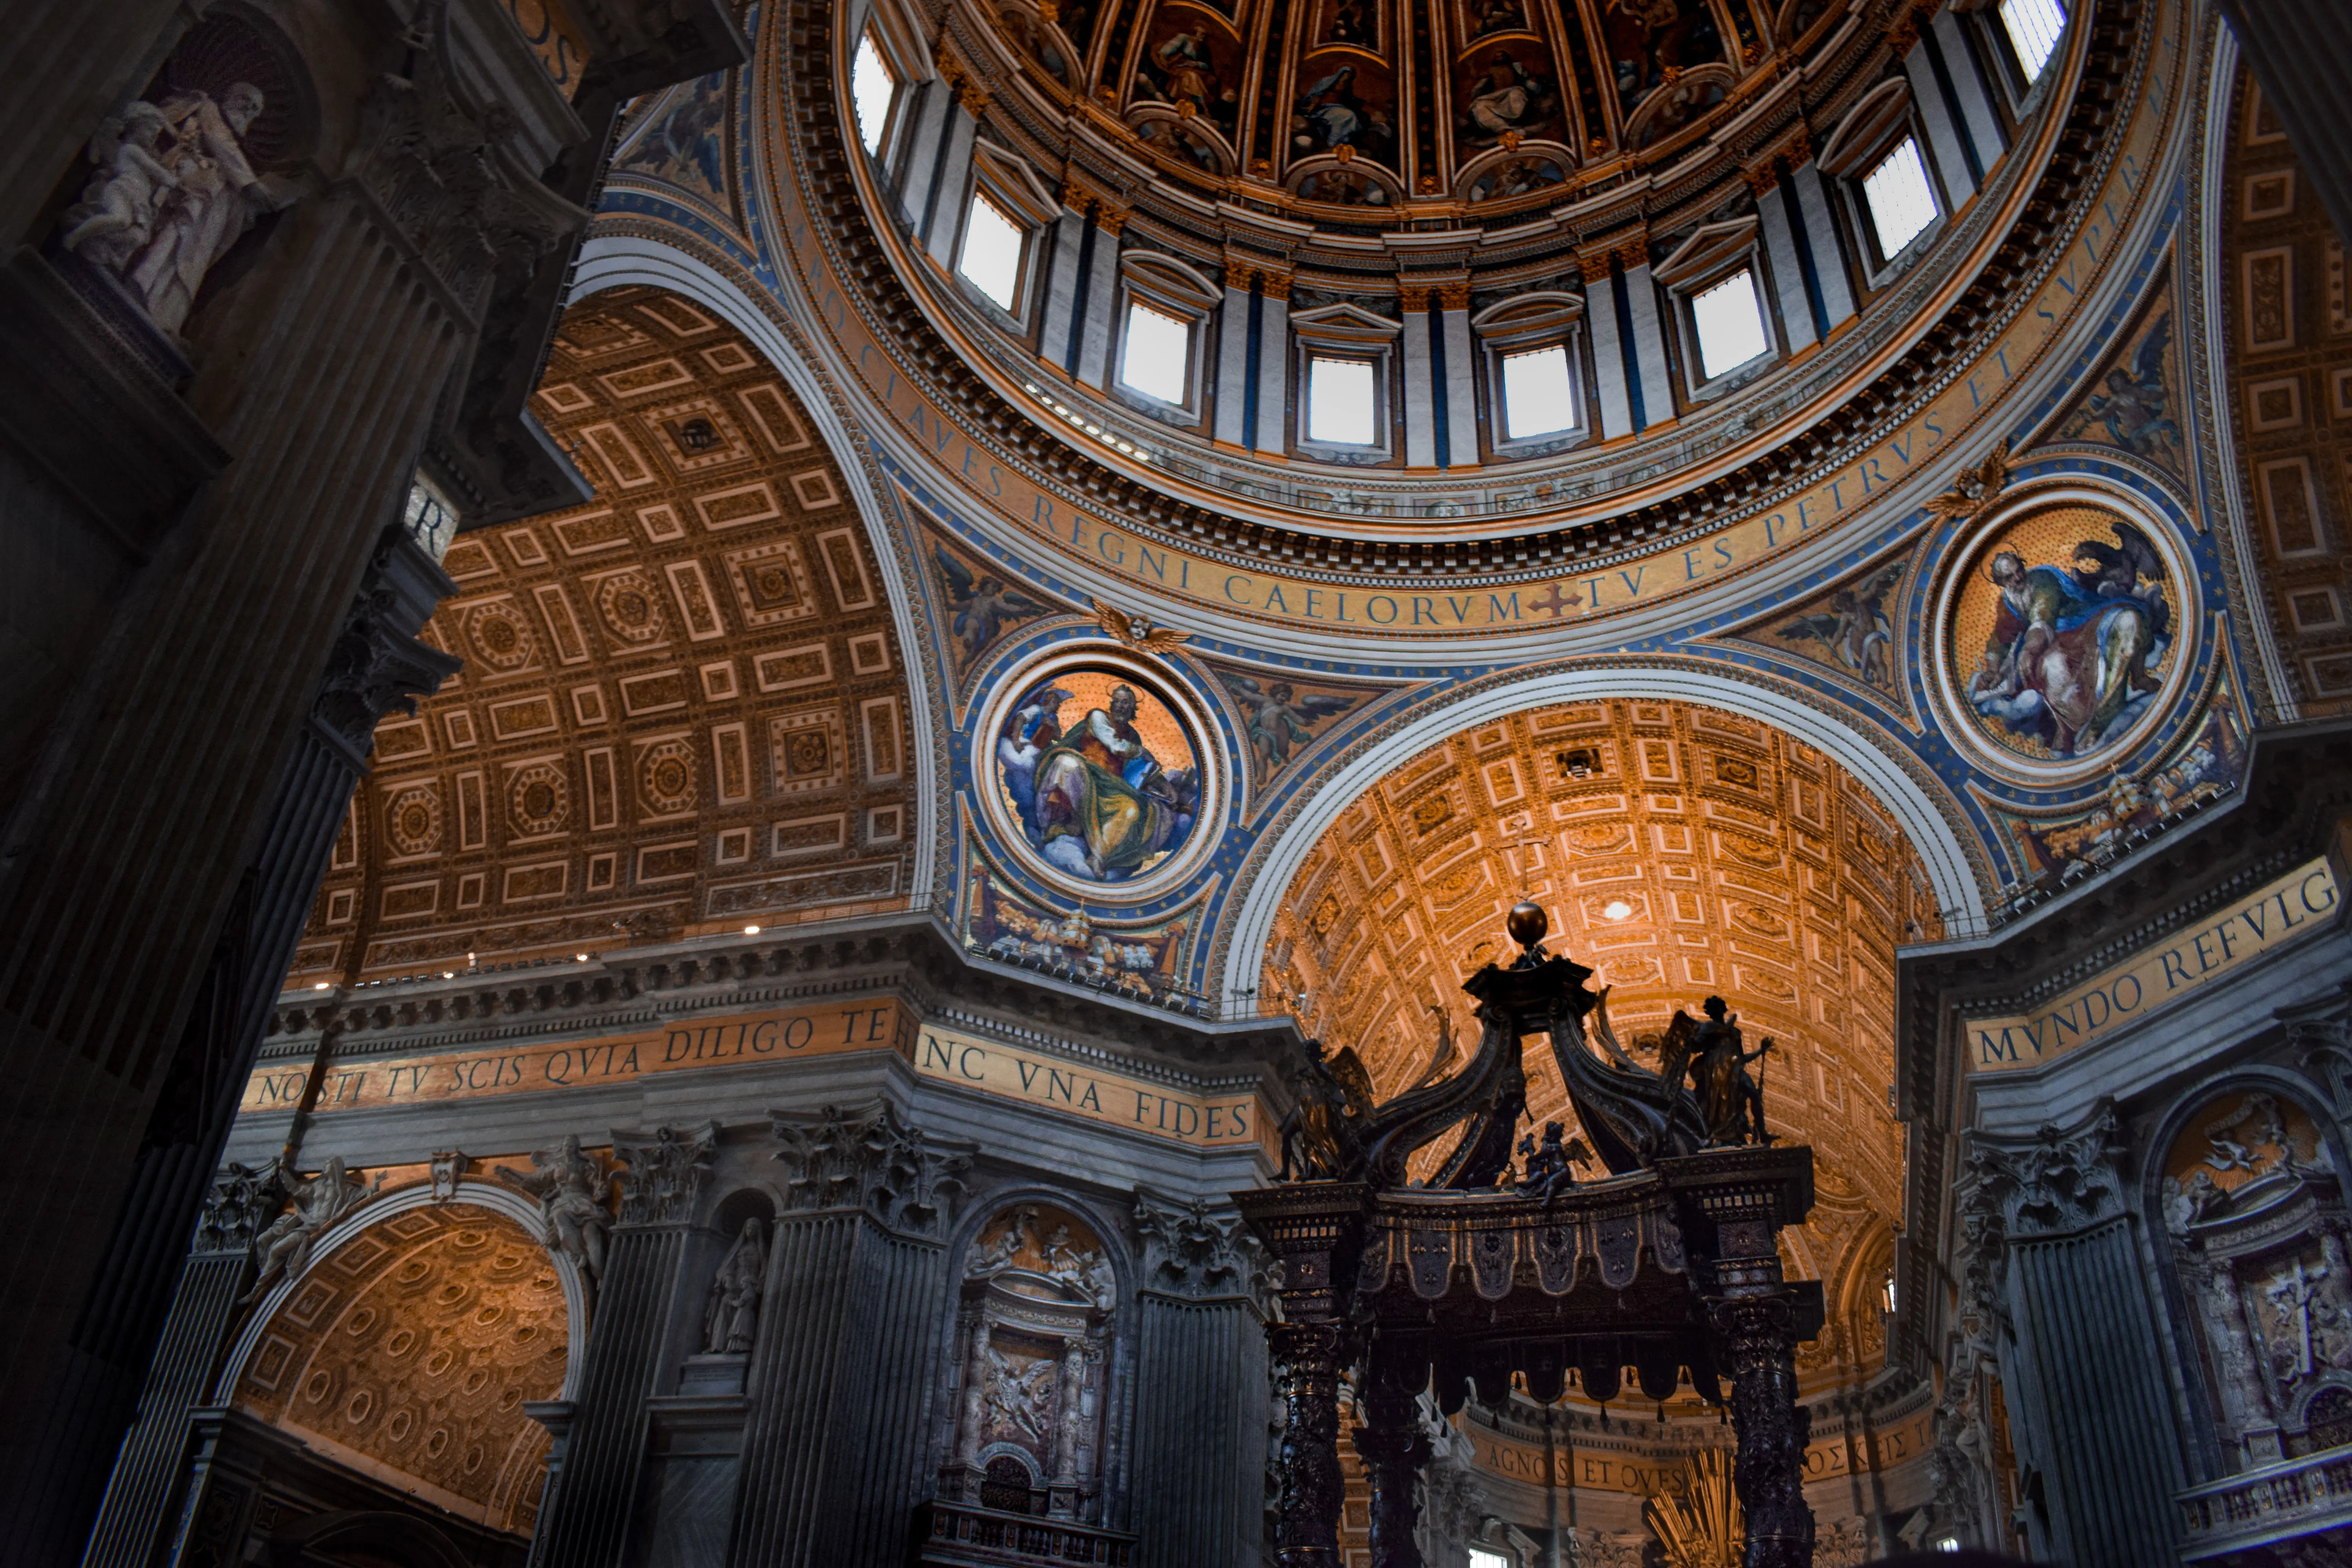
xmin=771 ymin=1099 xmax=972 ymax=1237
xmin=612 ymin=1121 xmax=720 ymax=1226
xmin=1134 ymin=1188 xmax=1269 ymax=1302
xmin=1963 ymin=1098 xmax=2127 ymax=1239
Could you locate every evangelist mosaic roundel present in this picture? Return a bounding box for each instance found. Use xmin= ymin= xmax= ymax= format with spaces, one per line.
xmin=1941 ymin=501 xmax=2186 ymax=773
xmin=989 ymin=661 xmax=1208 ymax=891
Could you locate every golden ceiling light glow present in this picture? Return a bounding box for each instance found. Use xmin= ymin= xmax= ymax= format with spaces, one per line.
xmin=744 ymin=924 xmax=760 ymax=935
xmin=312 ymin=981 xmax=330 ymax=990
xmin=1261 ymin=697 xmax=1942 ymax=1390
xmin=576 ymin=953 xmax=589 ymax=962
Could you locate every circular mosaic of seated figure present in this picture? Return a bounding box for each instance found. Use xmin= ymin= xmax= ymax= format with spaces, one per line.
xmin=233 ymin=1203 xmax=569 ymax=1535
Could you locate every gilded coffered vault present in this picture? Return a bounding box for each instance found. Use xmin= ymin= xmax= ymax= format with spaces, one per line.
xmin=1262 ymin=697 xmax=1930 ymax=1390
xmin=292 ymin=288 xmax=920 ymax=982
xmin=232 ymin=1203 xmax=569 ymax=1535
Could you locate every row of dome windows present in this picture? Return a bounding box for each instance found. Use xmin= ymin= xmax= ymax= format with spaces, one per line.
xmin=846 ymin=0 xmax=2065 ymax=467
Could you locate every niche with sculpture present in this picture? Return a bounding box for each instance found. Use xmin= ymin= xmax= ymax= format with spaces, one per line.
xmin=2159 ymin=1087 xmax=2352 ymax=1468
xmin=938 ymin=1203 xmax=1118 ymax=1522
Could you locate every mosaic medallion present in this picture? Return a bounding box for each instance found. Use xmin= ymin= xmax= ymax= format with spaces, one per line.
xmin=982 ymin=653 xmax=1218 ymax=897
xmin=1936 ymin=497 xmax=2190 ymax=778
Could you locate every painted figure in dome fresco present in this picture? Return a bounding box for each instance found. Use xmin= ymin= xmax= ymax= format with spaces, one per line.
xmin=1293 ymin=64 xmax=1396 ymax=162
xmin=1150 ymin=25 xmax=1240 ymax=137
xmin=1459 ymin=50 xmax=1559 ymax=145
xmin=1966 ymin=521 xmax=2171 ymax=759
xmin=1470 ymin=0 xmax=1532 ymax=38
xmin=1602 ymin=0 xmax=1724 ymax=112
xmin=998 ymin=680 xmax=1200 ymax=882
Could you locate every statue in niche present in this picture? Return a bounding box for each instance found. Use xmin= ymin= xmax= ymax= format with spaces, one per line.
xmin=501 ymin=1134 xmax=615 ymax=1291
xmin=702 ymin=1218 xmax=768 ymax=1355
xmin=243 ymin=1156 xmax=382 ymax=1303
xmin=63 ymin=82 xmax=283 ymax=334
xmin=59 ymin=103 xmax=180 ymax=273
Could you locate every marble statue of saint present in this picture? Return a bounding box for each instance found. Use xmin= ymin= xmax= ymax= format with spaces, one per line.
xmin=502 ymin=1134 xmax=614 ymax=1290
xmin=702 ymin=1217 xmax=768 ymax=1354
xmin=243 ymin=1156 xmax=381 ymax=1303
xmin=59 ymin=103 xmax=180 ymax=274
xmin=69 ymin=82 xmax=281 ymax=334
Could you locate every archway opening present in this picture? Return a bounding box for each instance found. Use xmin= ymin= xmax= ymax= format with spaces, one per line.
xmin=232 ymin=1203 xmax=569 ymax=1535
xmin=1262 ymin=695 xmax=1940 ymax=1393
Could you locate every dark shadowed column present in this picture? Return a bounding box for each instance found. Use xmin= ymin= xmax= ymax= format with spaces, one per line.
xmin=67 ymin=530 xmax=456 ymax=1568
xmin=2214 ymin=2 xmax=2352 ymax=245
xmin=726 ymin=1100 xmax=970 ymax=1568
xmin=1127 ymin=1191 xmax=1272 ymax=1568
xmin=529 ymin=1123 xmax=718 ymax=1567
xmin=1353 ymin=1371 xmax=1430 ymax=1568
xmin=1967 ymin=1105 xmax=2185 ymax=1568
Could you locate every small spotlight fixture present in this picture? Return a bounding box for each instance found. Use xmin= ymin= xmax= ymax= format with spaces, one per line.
xmin=442 ymin=971 xmax=455 ymax=979
xmin=312 ymin=981 xmax=330 ymax=991
xmin=576 ymin=953 xmax=590 ymax=962
xmin=1601 ymin=900 xmax=1633 ymax=920
xmin=744 ymin=924 xmax=761 ymax=935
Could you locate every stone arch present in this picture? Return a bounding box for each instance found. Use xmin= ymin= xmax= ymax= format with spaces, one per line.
xmin=267 ymin=1508 xmax=477 ymax=1568
xmin=1216 ymin=659 xmax=1987 ymax=1009
xmin=221 ymin=1194 xmax=575 ymax=1536
xmin=1247 ymin=690 xmax=1934 ymax=1385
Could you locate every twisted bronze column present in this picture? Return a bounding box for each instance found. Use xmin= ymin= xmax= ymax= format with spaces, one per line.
xmin=1353 ymin=1382 xmax=1430 ymax=1568
xmin=1711 ymin=1292 xmax=1815 ymax=1568
xmin=1271 ymin=1321 xmax=1352 ymax=1568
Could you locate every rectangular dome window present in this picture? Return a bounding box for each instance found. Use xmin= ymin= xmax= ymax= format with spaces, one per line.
xmin=852 ymin=30 xmax=896 ymax=155
xmin=1862 ymin=137 xmax=1938 ymax=258
xmin=958 ymin=191 xmax=1025 ymax=313
xmin=1119 ymin=301 xmax=1191 ymax=405
xmin=1690 ymin=269 xmax=1769 ymax=380
xmin=1306 ymin=355 xmax=1377 ymax=446
xmin=1501 ymin=344 xmax=1577 ymax=440
xmin=2000 ymin=0 xmax=2065 ymax=81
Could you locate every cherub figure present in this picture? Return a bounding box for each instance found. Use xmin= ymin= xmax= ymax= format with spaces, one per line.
xmin=1515 ymin=1121 xmax=1592 ymax=1199
xmin=1218 ymin=671 xmax=1356 ymax=773
xmin=60 ymin=102 xmax=180 ymax=273
xmin=2077 ymin=313 xmax=2180 ymax=458
xmin=1775 ymin=562 xmax=1902 ymax=690
xmin=935 ymin=544 xmax=1049 ymax=662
